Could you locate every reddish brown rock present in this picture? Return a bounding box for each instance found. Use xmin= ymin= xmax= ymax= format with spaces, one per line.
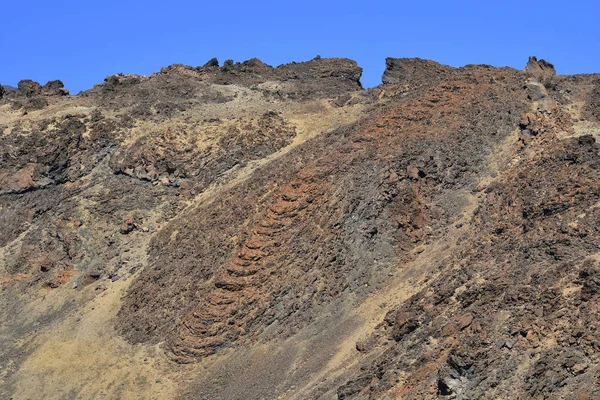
xmin=2 ymin=56 xmax=600 ymax=400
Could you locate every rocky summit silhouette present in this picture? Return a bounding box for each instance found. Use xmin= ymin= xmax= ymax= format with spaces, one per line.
xmin=1 ymin=56 xmax=600 ymax=399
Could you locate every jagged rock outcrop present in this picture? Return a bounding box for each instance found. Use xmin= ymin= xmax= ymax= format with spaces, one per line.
xmin=17 ymin=79 xmax=43 ymax=96
xmin=81 ymin=57 xmax=363 ymax=116
xmin=13 ymin=79 xmax=69 ymax=97
xmin=41 ymin=80 xmax=69 ymax=96
xmin=525 ymin=56 xmax=556 ymax=85
xmin=197 ymin=56 xmax=363 ymax=94
xmin=0 ymin=79 xmax=69 ymax=110
xmin=382 ymin=57 xmax=454 ymax=86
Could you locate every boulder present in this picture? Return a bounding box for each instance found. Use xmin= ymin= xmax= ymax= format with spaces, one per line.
xmin=42 ymin=80 xmax=69 ymax=96
xmin=17 ymin=79 xmax=42 ymax=97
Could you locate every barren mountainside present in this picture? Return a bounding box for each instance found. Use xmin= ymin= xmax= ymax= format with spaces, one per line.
xmin=1 ymin=55 xmax=600 ymax=399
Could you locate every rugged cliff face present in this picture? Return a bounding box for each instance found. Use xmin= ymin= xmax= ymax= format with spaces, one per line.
xmin=1 ymin=56 xmax=599 ymax=399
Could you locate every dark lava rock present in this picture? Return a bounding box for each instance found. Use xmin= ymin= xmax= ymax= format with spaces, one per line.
xmin=17 ymin=79 xmax=42 ymax=97
xmin=382 ymin=57 xmax=454 ymax=85
xmin=198 ymin=56 xmax=363 ymax=97
xmin=4 ymin=56 xmax=600 ymax=400
xmin=200 ymin=57 xmax=220 ymax=69
xmin=525 ymin=56 xmax=556 ymax=84
xmin=6 ymin=79 xmax=67 ymax=109
xmin=42 ymin=80 xmax=69 ymax=96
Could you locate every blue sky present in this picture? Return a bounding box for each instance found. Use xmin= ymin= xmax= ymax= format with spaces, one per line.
xmin=1 ymin=1 xmax=598 ymax=93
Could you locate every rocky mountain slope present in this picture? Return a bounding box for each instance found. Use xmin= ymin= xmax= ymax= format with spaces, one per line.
xmin=1 ymin=55 xmax=599 ymax=399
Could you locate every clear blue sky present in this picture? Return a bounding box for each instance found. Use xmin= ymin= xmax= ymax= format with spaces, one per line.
xmin=1 ymin=1 xmax=598 ymax=93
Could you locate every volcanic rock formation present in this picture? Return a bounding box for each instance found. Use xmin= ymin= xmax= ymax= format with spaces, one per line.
xmin=1 ymin=56 xmax=600 ymax=399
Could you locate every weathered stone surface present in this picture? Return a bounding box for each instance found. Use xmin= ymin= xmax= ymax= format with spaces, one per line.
xmin=2 ymin=56 xmax=600 ymax=399
xmin=382 ymin=57 xmax=454 ymax=85
xmin=525 ymin=55 xmax=556 ymax=84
